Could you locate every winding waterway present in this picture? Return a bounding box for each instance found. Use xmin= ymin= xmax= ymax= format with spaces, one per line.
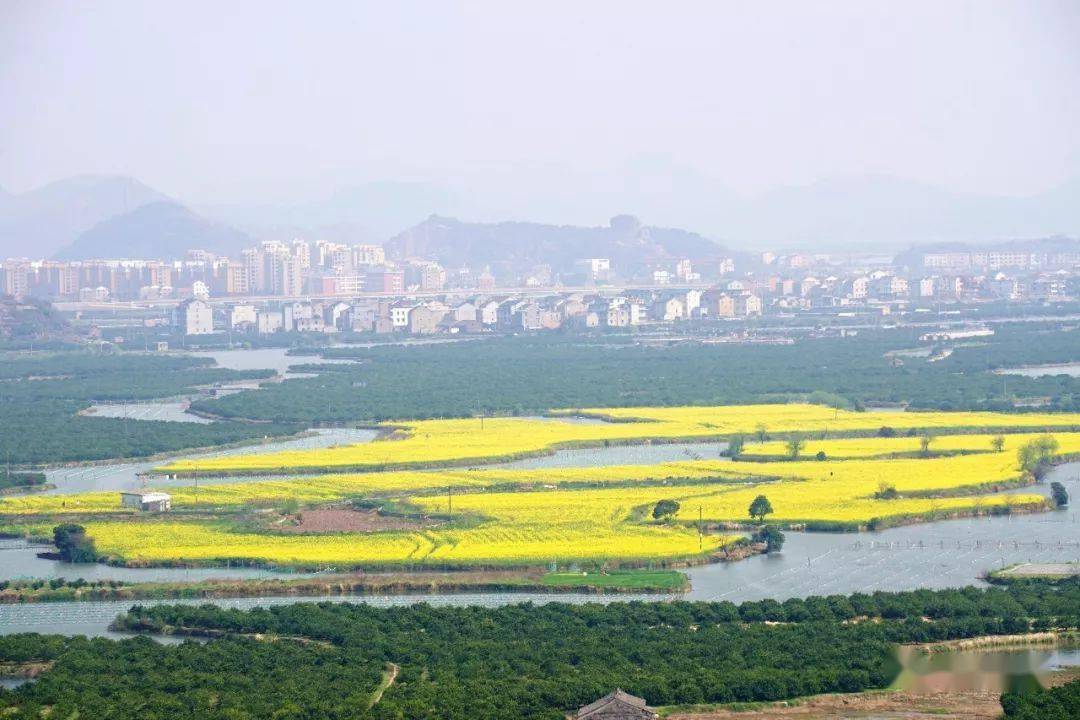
xmin=2 ymin=466 xmax=1075 ymax=638
xmin=42 ymin=428 xmax=380 ymax=494
xmin=4 ymin=347 xmax=1078 ymax=637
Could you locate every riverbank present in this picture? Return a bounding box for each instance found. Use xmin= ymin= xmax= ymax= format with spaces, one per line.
xmin=988 ymin=562 xmax=1080 ymax=583
xmin=0 ymin=568 xmax=689 ymax=603
xmin=906 ymin=631 xmax=1079 ymax=654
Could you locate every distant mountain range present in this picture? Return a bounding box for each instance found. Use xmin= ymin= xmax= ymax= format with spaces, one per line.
xmin=208 ymin=172 xmax=1080 ymax=252
xmin=199 ymin=181 xmax=456 ymax=244
xmin=54 ymin=201 xmax=250 ymax=261
xmin=2 ymin=173 xmax=1079 ymax=261
xmin=385 ymin=214 xmax=731 ymax=274
xmin=0 ymin=176 xmax=247 ymax=260
xmin=0 ymin=176 xmax=167 ymax=258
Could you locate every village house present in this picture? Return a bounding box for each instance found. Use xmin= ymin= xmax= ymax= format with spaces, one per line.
xmin=390 ymin=302 xmax=416 ymax=329
xmin=651 ymin=296 xmax=684 ymax=321
xmin=479 ymin=299 xmax=501 ymax=326
xmin=408 ymin=303 xmax=447 ymax=334
xmin=451 ymin=301 xmax=477 ymax=323
xmin=572 ymin=690 xmax=658 ymax=720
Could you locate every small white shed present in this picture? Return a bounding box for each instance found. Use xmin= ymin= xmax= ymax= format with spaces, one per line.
xmin=120 ymin=491 xmax=172 ymax=512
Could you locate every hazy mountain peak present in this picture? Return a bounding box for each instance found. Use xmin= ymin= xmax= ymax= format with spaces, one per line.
xmin=0 ymin=175 xmax=168 ymax=257
xmin=385 ymin=214 xmax=727 ymax=274
xmin=55 ymin=200 xmax=249 ymax=260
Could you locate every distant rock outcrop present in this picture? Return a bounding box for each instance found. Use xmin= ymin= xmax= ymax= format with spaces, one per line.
xmin=385 ymin=214 xmax=727 ymax=275
xmin=0 ymin=295 xmax=70 ymax=341
xmin=55 ymin=200 xmax=250 ymax=260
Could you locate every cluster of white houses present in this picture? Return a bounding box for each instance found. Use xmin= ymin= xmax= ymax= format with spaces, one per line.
xmin=172 ymin=287 xmax=765 ymax=336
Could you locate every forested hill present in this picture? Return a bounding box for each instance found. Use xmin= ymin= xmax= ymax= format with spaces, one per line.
xmin=384 ymin=214 xmax=734 ymax=276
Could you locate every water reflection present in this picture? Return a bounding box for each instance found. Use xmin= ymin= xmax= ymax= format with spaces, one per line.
xmin=685 ymin=468 xmax=1079 ymax=603
xmin=0 ymin=538 xmax=316 ymax=583
xmin=84 ymin=401 xmax=214 ymax=424
xmin=492 ymin=441 xmax=729 ymax=470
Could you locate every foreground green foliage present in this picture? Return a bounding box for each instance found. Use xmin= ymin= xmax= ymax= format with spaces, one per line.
xmin=1001 ymin=679 xmax=1080 ymax=719
xmin=0 ymin=580 xmax=1076 ymax=719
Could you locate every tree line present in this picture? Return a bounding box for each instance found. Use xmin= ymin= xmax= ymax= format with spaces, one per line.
xmin=0 ymin=580 xmax=1074 ymax=719
xmin=192 ymin=325 xmax=1080 ymax=423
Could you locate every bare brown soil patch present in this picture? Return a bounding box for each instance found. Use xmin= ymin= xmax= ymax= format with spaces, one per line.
xmin=275 ymin=508 xmax=438 ymax=533
xmin=666 ymin=690 xmax=1002 ymax=719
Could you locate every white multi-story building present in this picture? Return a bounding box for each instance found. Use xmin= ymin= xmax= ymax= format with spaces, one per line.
xmin=174 ymin=298 xmax=213 ymax=335
xmin=574 ymin=258 xmax=611 ymax=281
xmin=2 ymin=260 xmax=30 ymax=297
xmin=292 ymin=240 xmax=311 ymax=268
xmin=390 ymin=304 xmax=415 ymax=328
xmin=353 ymin=244 xmax=386 ymax=266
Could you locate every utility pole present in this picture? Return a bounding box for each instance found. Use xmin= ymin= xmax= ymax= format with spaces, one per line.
xmin=698 ymin=505 xmax=703 ymax=550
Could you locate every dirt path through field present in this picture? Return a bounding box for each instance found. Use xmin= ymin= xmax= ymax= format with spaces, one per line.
xmin=367 ymin=662 xmax=399 ymax=709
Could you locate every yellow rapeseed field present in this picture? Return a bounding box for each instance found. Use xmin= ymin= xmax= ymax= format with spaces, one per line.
xmin=157 ymin=404 xmax=1080 ymax=474
xmin=0 ymin=461 xmax=748 ymax=515
xmin=679 ymin=453 xmax=1047 ymax=525
xmin=83 ymin=481 xmax=734 ymax=566
xmin=739 ymin=431 xmax=1080 ymax=460
xmin=7 ymin=405 xmax=1074 ymax=569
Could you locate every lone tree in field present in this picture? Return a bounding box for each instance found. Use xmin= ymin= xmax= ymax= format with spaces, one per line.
xmin=918 ymin=434 xmax=934 ymax=456
xmin=786 ymin=434 xmax=806 ymax=460
xmin=748 ymin=494 xmax=773 ymax=523
xmin=991 ymin=435 xmax=1006 ymax=453
xmin=1017 ymin=435 xmax=1059 ymax=474
xmin=652 ymin=499 xmax=681 ymax=521
xmin=727 ymin=434 xmax=745 ymax=458
xmin=755 ymin=423 xmax=768 ymax=444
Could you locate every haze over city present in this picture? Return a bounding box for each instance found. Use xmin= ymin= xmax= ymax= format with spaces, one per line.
xmin=3 ymin=0 xmax=1080 ymax=249
xmin=2 ymin=4 xmax=1080 ymax=719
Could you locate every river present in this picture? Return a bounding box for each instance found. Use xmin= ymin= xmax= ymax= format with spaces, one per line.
xmin=2 ymin=465 xmax=1076 ymax=638
xmin=42 ymin=428 xmax=380 ymax=494
xmin=997 ymin=361 xmax=1080 ymax=378
xmin=5 ymin=347 xmax=1078 ymax=636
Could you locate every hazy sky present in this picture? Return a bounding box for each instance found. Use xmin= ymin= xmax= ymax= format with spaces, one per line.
xmin=2 ymin=0 xmax=1079 ymax=206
